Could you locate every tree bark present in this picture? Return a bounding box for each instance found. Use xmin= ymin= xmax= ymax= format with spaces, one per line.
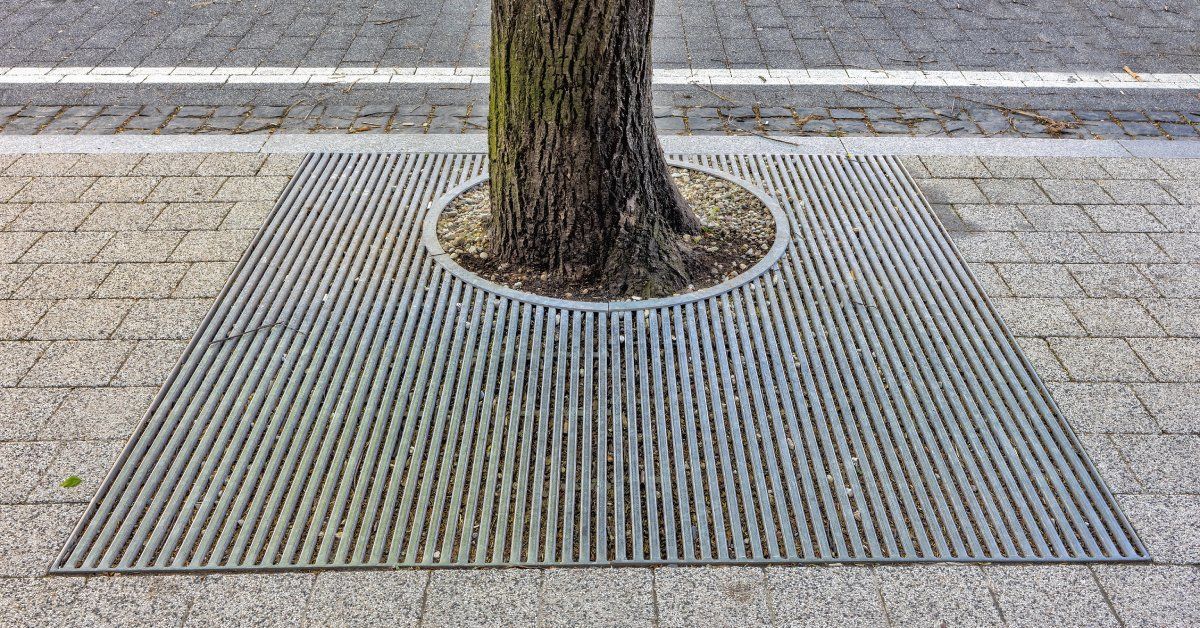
xmin=489 ymin=0 xmax=700 ymax=297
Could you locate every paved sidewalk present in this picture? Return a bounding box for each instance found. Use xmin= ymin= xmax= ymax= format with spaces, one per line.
xmin=0 ymin=150 xmax=1197 ymax=626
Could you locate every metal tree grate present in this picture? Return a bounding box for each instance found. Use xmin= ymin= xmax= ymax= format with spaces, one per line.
xmin=53 ymin=152 xmax=1147 ymax=574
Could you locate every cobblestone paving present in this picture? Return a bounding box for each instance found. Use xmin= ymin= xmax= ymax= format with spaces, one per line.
xmin=0 ymin=152 xmax=1197 ymax=626
xmin=3 ymin=0 xmax=1196 ymax=72
xmin=2 ymin=103 xmax=1199 ymax=140
xmin=1 ymin=0 xmax=1198 ymax=140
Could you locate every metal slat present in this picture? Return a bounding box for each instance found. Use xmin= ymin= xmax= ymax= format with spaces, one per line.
xmin=53 ymin=152 xmax=1147 ymax=573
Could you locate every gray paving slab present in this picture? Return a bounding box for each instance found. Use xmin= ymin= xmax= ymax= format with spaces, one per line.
xmin=984 ymin=565 xmax=1118 ymax=628
xmin=538 ymin=568 xmax=656 ymax=628
xmin=306 ymin=571 xmax=427 ymax=627
xmin=1092 ymin=565 xmax=1200 ymax=628
xmin=654 ymin=567 xmax=771 ymax=627
xmin=422 ymin=569 xmax=541 ymax=628
xmin=184 ymin=574 xmax=315 ymax=628
xmin=875 ymin=565 xmax=1003 ymax=627
xmin=765 ymin=566 xmax=886 ymax=628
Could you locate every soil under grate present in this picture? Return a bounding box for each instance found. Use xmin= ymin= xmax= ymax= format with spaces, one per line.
xmin=53 ymin=152 xmax=1147 ymax=574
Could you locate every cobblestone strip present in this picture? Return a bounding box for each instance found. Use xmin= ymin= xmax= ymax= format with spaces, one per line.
xmin=2 ymin=104 xmax=1199 ymax=140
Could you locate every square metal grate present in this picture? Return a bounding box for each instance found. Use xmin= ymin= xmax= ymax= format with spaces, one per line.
xmin=52 ymin=152 xmax=1147 ymax=574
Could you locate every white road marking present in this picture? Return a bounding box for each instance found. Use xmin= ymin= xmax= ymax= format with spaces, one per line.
xmin=2 ymin=66 xmax=1199 ymax=89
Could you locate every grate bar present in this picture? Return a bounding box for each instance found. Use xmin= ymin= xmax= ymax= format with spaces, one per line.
xmin=53 ymin=152 xmax=1147 ymax=573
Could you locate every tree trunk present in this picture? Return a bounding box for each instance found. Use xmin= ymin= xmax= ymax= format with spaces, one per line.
xmin=488 ymin=0 xmax=700 ymax=297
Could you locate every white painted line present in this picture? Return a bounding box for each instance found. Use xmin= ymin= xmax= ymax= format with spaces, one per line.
xmin=0 ymin=134 xmax=1198 ymax=158
xmin=3 ymin=66 xmax=1200 ymax=90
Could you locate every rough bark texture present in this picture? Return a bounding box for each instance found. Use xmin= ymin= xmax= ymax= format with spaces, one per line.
xmin=489 ymin=0 xmax=700 ymax=297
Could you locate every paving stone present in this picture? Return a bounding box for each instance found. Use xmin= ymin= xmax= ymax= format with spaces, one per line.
xmin=949 ymin=232 xmax=1029 ymax=263
xmin=96 ymin=230 xmax=185 ymax=263
xmin=1162 ymin=180 xmax=1200 ymax=204
xmin=0 ymin=263 xmax=35 ymax=299
xmin=0 ymin=503 xmax=84 ymax=576
xmin=172 ymin=261 xmax=236 ymax=298
xmin=539 ymin=568 xmax=655 ymax=628
xmin=150 ymin=201 xmax=234 ymax=230
xmin=1065 ymin=298 xmax=1164 ymax=337
xmin=95 ymin=262 xmax=188 ymax=299
xmin=0 ymin=299 xmax=49 ymax=340
xmin=113 ymin=339 xmax=187 ymax=386
xmin=185 ymin=573 xmax=314 ymax=628
xmin=919 ymin=178 xmax=988 ymax=205
xmin=77 ymin=201 xmax=165 ymax=231
xmin=1078 ymin=433 xmax=1143 ymax=494
xmin=921 ymin=156 xmax=989 ymax=178
xmin=259 ymin=154 xmax=305 ymax=176
xmin=1084 ymin=204 xmax=1168 ymax=233
xmin=1083 ymin=233 xmax=1171 ymax=263
xmin=12 ymin=263 xmax=112 ymax=299
xmin=1048 ymin=382 xmax=1158 ymax=433
xmin=1092 ymin=565 xmax=1200 ymax=628
xmin=993 ymin=297 xmax=1085 ymax=337
xmin=4 ymin=154 xmax=81 ymax=177
xmin=0 ymin=576 xmax=87 ymax=626
xmin=78 ymin=176 xmax=160 ymax=203
xmin=38 ymin=386 xmax=153 ymax=441
xmin=980 ymin=156 xmax=1051 ymax=179
xmin=0 ymin=441 xmax=58 ymax=502
xmin=115 ymin=298 xmax=209 ymax=340
xmin=132 ymin=153 xmax=207 ymax=176
xmin=1128 ymin=338 xmax=1200 ymax=382
xmin=1015 ymin=232 xmax=1100 ymax=263
xmin=423 ymin=569 xmax=541 ymax=627
xmin=306 ymin=571 xmax=427 ymax=627
xmin=27 ymin=439 xmax=124 ymax=503
xmin=214 ymin=176 xmax=291 ymax=202
xmin=953 ymin=204 xmax=1032 ymax=231
xmin=30 ymin=299 xmax=132 ymax=340
xmin=1153 ymin=233 xmax=1200 ymax=262
xmin=1016 ymin=337 xmax=1069 ymax=381
xmin=1117 ymin=495 xmax=1200 ymax=564
xmin=1099 ymin=179 xmax=1178 ymax=205
xmin=1039 ymin=158 xmax=1109 ymax=180
xmin=965 ymin=262 xmax=1011 ymax=297
xmin=1132 ymin=383 xmax=1200 ymax=433
xmin=69 ymin=574 xmax=197 ymax=627
xmin=1019 ymin=204 xmax=1099 ymax=231
xmin=1146 ymin=205 xmax=1200 ymax=232
xmin=1098 ymin=159 xmax=1169 ymax=180
xmin=220 ymin=200 xmax=276 ymax=230
xmin=655 ymin=566 xmax=770 ymax=627
xmin=195 ymin=153 xmax=267 ymax=176
xmin=0 ymin=340 xmax=47 ymax=386
xmin=0 ymin=231 xmax=41 ymax=263
xmin=996 ymin=264 xmax=1083 ymax=297
xmin=0 ymin=387 xmax=66 ymax=441
xmin=170 ymin=230 xmax=256 ymax=262
xmin=5 ymin=202 xmax=97 ymax=232
xmin=22 ymin=340 xmax=134 ymax=387
xmin=765 ymin=566 xmax=885 ymax=628
xmin=1139 ymin=263 xmax=1200 ymax=298
xmin=876 ymin=565 xmax=1002 ymax=627
xmin=0 ymin=177 xmax=30 ymax=203
xmin=985 ymin=565 xmax=1118 ymax=628
xmin=1038 ymin=180 xmax=1114 ymax=205
xmin=18 ymin=232 xmax=113 ymax=264
xmin=11 ymin=177 xmax=98 ymax=203
xmin=1050 ymin=337 xmax=1151 ymax=382
xmin=1115 ymin=434 xmax=1200 ymax=493
xmin=1068 ymin=264 xmax=1160 ymax=298
xmin=148 ymin=177 xmax=228 ymax=203
xmin=978 ymin=178 xmax=1050 ymax=204
xmin=69 ymin=155 xmax=144 ymax=177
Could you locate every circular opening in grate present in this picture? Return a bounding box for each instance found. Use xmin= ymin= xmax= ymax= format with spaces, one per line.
xmin=423 ymin=160 xmax=791 ymax=311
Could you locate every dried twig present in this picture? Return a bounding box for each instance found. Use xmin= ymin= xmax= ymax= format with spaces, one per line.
xmin=688 ymin=81 xmax=738 ymax=104
xmin=1123 ymin=65 xmax=1144 ymax=82
xmin=371 ymin=15 xmax=418 ymax=25
xmin=953 ymin=95 xmax=1071 ymax=136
